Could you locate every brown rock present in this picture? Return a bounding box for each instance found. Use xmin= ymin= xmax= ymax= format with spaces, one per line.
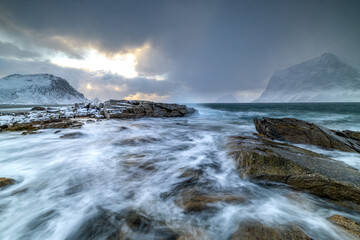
xmin=5 ymin=120 xmax=83 ymax=132
xmin=227 ymin=136 xmax=360 ymax=210
xmin=342 ymin=130 xmax=360 ymax=142
xmin=230 ymin=222 xmax=311 ymax=240
xmin=175 ymin=226 xmax=211 ymax=240
xmin=328 ymin=214 xmax=360 ymax=239
xmin=175 ymin=188 xmax=246 ymax=212
xmin=253 ymin=117 xmax=360 ymax=153
xmin=0 ymin=177 xmax=15 ymax=188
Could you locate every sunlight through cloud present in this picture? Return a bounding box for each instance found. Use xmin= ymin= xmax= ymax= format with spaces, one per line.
xmin=51 ymin=48 xmax=138 ymax=78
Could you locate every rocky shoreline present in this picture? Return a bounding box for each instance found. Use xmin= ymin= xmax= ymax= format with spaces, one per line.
xmin=1 ymin=112 xmax=360 ymax=239
xmin=0 ymin=99 xmax=197 ymax=134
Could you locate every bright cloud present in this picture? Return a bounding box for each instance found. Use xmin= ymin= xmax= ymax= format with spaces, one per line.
xmin=51 ymin=48 xmax=138 ymax=78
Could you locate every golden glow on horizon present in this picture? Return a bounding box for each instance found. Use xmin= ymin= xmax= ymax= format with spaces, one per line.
xmin=124 ymin=92 xmax=169 ymax=102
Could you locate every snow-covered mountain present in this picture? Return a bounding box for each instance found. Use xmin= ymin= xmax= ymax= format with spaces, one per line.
xmin=216 ymin=95 xmax=239 ymax=103
xmin=255 ymin=53 xmax=360 ymax=102
xmin=0 ymin=74 xmax=87 ymax=104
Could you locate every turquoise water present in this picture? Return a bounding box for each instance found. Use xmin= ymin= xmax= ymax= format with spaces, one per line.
xmin=197 ymin=102 xmax=360 ymax=130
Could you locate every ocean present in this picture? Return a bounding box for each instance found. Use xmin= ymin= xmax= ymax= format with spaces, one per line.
xmin=0 ymin=103 xmax=359 ymax=239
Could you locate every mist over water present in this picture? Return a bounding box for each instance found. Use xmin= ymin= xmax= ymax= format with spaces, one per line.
xmin=0 ymin=103 xmax=359 ymax=240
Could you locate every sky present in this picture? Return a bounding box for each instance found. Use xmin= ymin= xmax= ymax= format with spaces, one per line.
xmin=0 ymin=0 xmax=359 ymax=103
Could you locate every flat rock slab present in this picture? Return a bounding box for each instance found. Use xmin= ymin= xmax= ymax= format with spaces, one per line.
xmin=2 ymin=119 xmax=83 ymax=132
xmin=230 ymin=222 xmax=311 ymax=240
xmin=253 ymin=117 xmax=360 ymax=153
xmin=103 ymin=99 xmax=197 ymax=119
xmin=227 ymin=136 xmax=360 ymax=209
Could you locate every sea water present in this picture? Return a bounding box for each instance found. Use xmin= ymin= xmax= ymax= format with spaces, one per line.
xmin=0 ymin=103 xmax=359 ymax=239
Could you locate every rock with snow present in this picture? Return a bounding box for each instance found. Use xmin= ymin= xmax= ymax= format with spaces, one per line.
xmin=255 ymin=53 xmax=360 ymax=102
xmin=216 ymin=95 xmax=239 ymax=103
xmin=0 ymin=100 xmax=197 ymax=132
xmin=0 ymin=74 xmax=88 ymax=104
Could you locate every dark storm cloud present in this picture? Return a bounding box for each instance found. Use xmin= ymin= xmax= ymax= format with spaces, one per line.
xmin=0 ymin=0 xmax=359 ymax=101
xmin=0 ymin=41 xmax=39 ymax=58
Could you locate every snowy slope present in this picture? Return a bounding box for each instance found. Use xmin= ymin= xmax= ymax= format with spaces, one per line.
xmin=255 ymin=53 xmax=360 ymax=102
xmin=0 ymin=74 xmax=87 ymax=104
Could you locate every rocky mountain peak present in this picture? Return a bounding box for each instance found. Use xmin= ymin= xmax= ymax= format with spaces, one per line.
xmin=0 ymin=74 xmax=88 ymax=104
xmin=254 ymin=53 xmax=360 ymax=102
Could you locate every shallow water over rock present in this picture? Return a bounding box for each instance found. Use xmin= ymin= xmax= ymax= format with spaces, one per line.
xmin=0 ymin=103 xmax=360 ymax=239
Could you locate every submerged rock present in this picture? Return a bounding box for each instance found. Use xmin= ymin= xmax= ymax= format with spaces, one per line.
xmin=327 ymin=214 xmax=360 ymax=239
xmin=60 ymin=132 xmax=87 ymax=139
xmin=116 ymin=136 xmax=160 ymax=146
xmin=118 ymin=210 xmax=178 ymax=240
xmin=0 ymin=177 xmax=15 ymax=188
xmin=103 ymin=99 xmax=196 ymax=119
xmin=227 ymin=136 xmax=360 ymax=210
xmin=230 ymin=222 xmax=311 ymax=240
xmin=253 ymin=117 xmax=360 ymax=153
xmin=175 ymin=188 xmax=246 ymax=212
xmin=31 ymin=106 xmax=46 ymax=111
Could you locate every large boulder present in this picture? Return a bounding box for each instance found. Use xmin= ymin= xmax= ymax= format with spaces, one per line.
xmin=227 ymin=136 xmax=360 ymax=210
xmin=253 ymin=117 xmax=360 ymax=153
xmin=102 ymin=99 xmax=196 ymax=119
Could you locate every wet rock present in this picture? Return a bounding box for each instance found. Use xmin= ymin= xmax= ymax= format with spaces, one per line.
xmin=6 ymin=122 xmax=38 ymax=131
xmin=65 ymin=208 xmax=124 ymax=240
xmin=119 ymin=126 xmax=129 ymax=131
xmin=227 ymin=136 xmax=360 ymax=210
xmin=0 ymin=177 xmax=15 ymax=188
xmin=118 ymin=210 xmax=178 ymax=240
xmin=176 ymin=227 xmax=211 ymax=240
xmin=175 ymin=188 xmax=246 ymax=212
xmin=60 ymin=132 xmax=86 ymax=139
xmin=160 ymin=169 xmax=203 ymax=200
xmin=31 ymin=106 xmax=46 ymax=111
xmin=5 ymin=120 xmax=83 ymax=132
xmin=342 ymin=130 xmax=360 ymax=142
xmin=117 ymin=136 xmax=160 ymax=146
xmin=230 ymin=222 xmax=311 ymax=240
xmin=103 ymin=99 xmax=197 ymax=119
xmin=179 ymin=168 xmax=203 ymax=182
xmin=21 ymin=131 xmax=38 ymax=135
xmin=0 ymin=124 xmax=9 ymax=130
xmin=253 ymin=117 xmax=360 ymax=153
xmin=327 ymin=214 xmax=360 ymax=239
xmin=120 ymin=159 xmax=156 ymax=171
